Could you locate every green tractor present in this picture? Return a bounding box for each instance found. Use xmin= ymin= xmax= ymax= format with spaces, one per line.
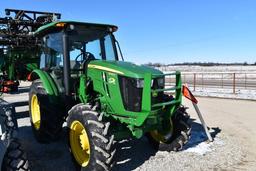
xmin=28 ymin=21 xmax=191 ymax=170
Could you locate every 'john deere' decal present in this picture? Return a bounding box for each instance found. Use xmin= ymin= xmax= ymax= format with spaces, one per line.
xmin=108 ymin=77 xmax=116 ymax=84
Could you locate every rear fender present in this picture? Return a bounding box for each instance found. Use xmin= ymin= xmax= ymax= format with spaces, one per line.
xmin=30 ymin=69 xmax=59 ymax=97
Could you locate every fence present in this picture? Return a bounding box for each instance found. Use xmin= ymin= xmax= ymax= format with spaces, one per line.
xmin=165 ymin=72 xmax=256 ymax=94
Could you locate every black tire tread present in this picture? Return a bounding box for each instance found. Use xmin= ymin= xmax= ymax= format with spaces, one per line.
xmin=29 ymin=79 xmax=63 ymax=143
xmin=147 ymin=106 xmax=191 ymax=152
xmin=67 ymin=104 xmax=116 ymax=171
xmin=2 ymin=138 xmax=30 ymax=171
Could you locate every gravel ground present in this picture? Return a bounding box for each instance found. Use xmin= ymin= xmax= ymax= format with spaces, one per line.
xmin=128 ymin=130 xmax=247 ymax=171
xmin=2 ymin=82 xmax=256 ymax=171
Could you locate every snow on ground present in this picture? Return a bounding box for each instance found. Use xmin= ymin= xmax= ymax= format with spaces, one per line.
xmin=184 ymin=141 xmax=213 ymax=155
xmin=165 ymin=84 xmax=256 ymax=100
xmin=159 ymin=65 xmax=256 ymax=100
xmin=192 ymin=87 xmax=256 ymax=100
xmin=183 ymin=129 xmax=224 ymax=155
xmin=158 ymin=65 xmax=256 ymax=73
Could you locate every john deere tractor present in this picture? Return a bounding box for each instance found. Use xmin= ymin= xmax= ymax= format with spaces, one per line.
xmin=28 ymin=21 xmax=191 ymax=171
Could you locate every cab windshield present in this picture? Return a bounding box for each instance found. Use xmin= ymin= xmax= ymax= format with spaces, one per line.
xmin=40 ymin=24 xmax=119 ymax=69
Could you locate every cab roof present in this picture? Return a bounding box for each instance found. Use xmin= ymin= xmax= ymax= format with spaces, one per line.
xmin=34 ymin=21 xmax=118 ymax=36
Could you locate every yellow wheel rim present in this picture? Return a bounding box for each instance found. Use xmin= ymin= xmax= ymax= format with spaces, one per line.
xmin=69 ymin=120 xmax=90 ymax=167
xmin=150 ymin=119 xmax=173 ymax=143
xmin=31 ymin=94 xmax=41 ymax=130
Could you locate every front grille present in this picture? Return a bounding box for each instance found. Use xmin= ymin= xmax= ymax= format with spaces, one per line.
xmin=118 ymin=76 xmax=143 ymax=112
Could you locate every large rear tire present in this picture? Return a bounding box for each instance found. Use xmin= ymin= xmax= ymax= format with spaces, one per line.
xmin=147 ymin=106 xmax=191 ymax=151
xmin=67 ymin=104 xmax=116 ymax=171
xmin=29 ymin=79 xmax=63 ymax=143
xmin=1 ymin=138 xmax=30 ymax=171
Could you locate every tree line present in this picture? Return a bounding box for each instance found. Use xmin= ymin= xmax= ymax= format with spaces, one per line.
xmin=145 ymin=62 xmax=256 ymax=67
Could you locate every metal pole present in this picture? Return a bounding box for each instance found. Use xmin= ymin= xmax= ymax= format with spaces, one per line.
xmin=192 ymin=102 xmax=213 ymax=142
xmin=202 ymin=73 xmax=204 ymax=88
xmin=245 ymin=73 xmax=247 ymax=89
xmin=221 ymin=73 xmax=223 ymax=88
xmin=63 ymin=33 xmax=71 ymax=96
xmin=193 ymin=73 xmax=196 ymax=91
xmin=233 ymin=73 xmax=236 ymax=94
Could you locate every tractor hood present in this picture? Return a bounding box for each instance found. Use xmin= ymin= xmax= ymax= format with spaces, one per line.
xmin=88 ymin=60 xmax=163 ymax=78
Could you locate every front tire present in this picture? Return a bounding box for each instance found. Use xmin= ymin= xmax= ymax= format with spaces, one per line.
xmin=67 ymin=104 xmax=116 ymax=171
xmin=147 ymin=106 xmax=191 ymax=151
xmin=29 ymin=79 xmax=63 ymax=143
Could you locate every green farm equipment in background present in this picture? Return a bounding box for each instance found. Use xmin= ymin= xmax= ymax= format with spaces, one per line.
xmin=0 ymin=9 xmax=60 ymax=93
xmin=28 ymin=21 xmax=191 ymax=170
xmin=0 ymin=48 xmax=39 ymax=92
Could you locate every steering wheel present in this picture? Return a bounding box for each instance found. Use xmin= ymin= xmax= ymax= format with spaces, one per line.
xmin=75 ymin=50 xmax=95 ymax=64
xmin=84 ymin=52 xmax=96 ymax=61
xmin=74 ymin=50 xmax=95 ymax=73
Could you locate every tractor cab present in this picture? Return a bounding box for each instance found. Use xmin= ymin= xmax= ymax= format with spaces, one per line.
xmin=35 ymin=21 xmax=121 ymax=96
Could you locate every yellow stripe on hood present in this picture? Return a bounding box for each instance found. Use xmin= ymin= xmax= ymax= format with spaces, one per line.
xmin=88 ymin=64 xmax=124 ymax=75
